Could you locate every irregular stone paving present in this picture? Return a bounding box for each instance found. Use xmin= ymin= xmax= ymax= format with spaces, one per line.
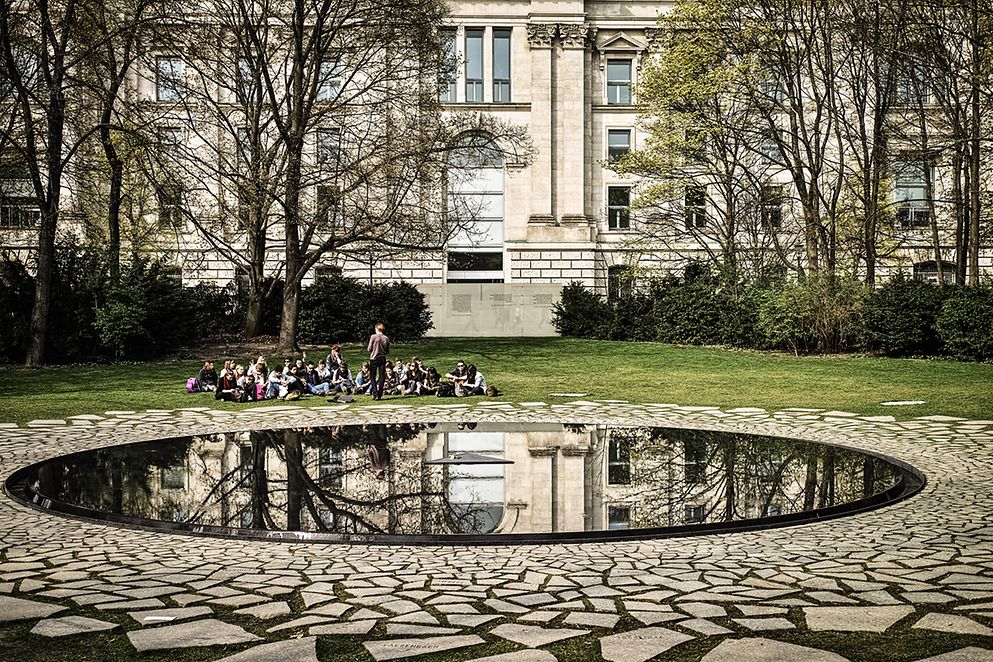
xmin=1 ymin=402 xmax=993 ymax=661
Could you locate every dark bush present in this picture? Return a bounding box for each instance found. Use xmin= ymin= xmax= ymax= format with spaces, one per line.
xmin=936 ymin=285 xmax=993 ymax=360
xmin=185 ymin=283 xmax=242 ymax=339
xmin=862 ymin=274 xmax=948 ymax=356
xmin=551 ymin=282 xmax=613 ymax=338
xmin=610 ymin=286 xmax=658 ymax=341
xmin=297 ymin=275 xmax=432 ymax=344
xmin=654 ymin=266 xmax=745 ymax=346
xmin=0 ymin=256 xmax=34 ymax=363
xmin=46 ymin=241 xmax=107 ymax=361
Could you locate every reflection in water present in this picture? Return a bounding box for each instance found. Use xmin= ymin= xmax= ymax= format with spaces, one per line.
xmin=23 ymin=424 xmax=906 ymax=537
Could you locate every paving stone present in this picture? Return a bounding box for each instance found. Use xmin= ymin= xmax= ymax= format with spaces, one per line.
xmin=208 ymin=594 xmax=269 ymax=607
xmin=0 ymin=595 xmax=66 ymax=622
xmin=491 ymin=623 xmax=588 ymax=647
xmin=96 ymin=598 xmax=166 ymax=611
xmin=393 ymin=610 xmax=440 ymax=625
xmin=235 ymin=601 xmax=292 ymax=619
xmin=268 ymin=615 xmax=337 ymax=632
xmin=29 ymin=615 xmax=118 ymax=637
xmin=363 ymin=634 xmax=485 ymax=660
xmin=733 ymin=617 xmax=796 ymax=631
xmin=310 ymin=620 xmax=378 ymax=635
xmin=803 ymin=605 xmax=915 ymax=632
xmin=630 ymin=612 xmax=687 ymax=626
xmin=912 ymin=613 xmax=993 ymax=637
xmin=681 ymin=602 xmax=727 ymax=618
xmin=679 ymin=618 xmax=733 ymax=636
xmin=127 ymin=618 xmax=262 ymax=652
xmin=216 ymin=636 xmax=319 ymax=662
xmin=736 ymin=605 xmax=788 ymax=616
xmin=129 ymin=606 xmax=213 ymax=625
xmin=447 ymin=614 xmax=502 ymax=627
xmin=599 ymin=626 xmax=694 ymax=662
xmin=564 ymin=612 xmax=620 ymax=628
xmin=701 ymin=637 xmax=850 ymax=661
xmin=463 ymin=652 xmax=557 ymax=662
xmin=385 ymin=623 xmax=461 ymax=635
xmin=518 ymin=611 xmax=558 ymax=623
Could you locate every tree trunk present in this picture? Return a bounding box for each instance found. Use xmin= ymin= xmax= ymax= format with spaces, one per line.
xmin=244 ymin=286 xmax=264 ymax=338
xmin=26 ymin=209 xmax=56 ymax=366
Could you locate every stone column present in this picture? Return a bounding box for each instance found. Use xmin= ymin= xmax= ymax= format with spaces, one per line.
xmin=556 ymin=23 xmax=591 ymax=225
xmin=528 ymin=447 xmax=556 ymax=532
xmin=526 ymin=23 xmax=556 ymax=225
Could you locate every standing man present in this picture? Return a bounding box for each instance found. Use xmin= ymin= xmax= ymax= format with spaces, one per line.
xmin=367 ymin=322 xmax=390 ymax=400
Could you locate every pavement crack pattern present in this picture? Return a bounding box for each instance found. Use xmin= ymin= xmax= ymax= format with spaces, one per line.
xmin=1 ymin=403 xmax=992 ymax=660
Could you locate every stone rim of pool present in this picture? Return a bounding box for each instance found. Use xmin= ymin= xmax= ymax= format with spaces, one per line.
xmin=3 ymin=420 xmax=926 ymax=546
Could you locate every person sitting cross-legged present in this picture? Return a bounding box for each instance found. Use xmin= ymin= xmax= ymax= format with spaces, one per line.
xmin=331 ymin=361 xmax=357 ymax=395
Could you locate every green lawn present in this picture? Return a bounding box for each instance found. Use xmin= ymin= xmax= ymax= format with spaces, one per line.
xmin=0 ymin=338 xmax=990 ymax=425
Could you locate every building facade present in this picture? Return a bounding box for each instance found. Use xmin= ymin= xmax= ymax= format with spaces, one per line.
xmin=2 ymin=0 xmax=991 ymax=338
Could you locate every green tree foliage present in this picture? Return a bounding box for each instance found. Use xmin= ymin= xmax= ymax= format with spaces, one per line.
xmin=756 ymin=275 xmax=867 ymax=355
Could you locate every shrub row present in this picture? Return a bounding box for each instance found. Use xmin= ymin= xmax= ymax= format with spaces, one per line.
xmin=552 ymin=267 xmax=993 ymax=360
xmin=0 ymin=243 xmax=432 ymax=363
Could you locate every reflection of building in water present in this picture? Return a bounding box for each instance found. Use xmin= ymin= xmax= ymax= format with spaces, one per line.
xmin=133 ymin=424 xmax=898 ymax=535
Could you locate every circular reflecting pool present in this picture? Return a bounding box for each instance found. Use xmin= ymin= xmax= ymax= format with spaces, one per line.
xmin=5 ymin=423 xmax=924 ymax=543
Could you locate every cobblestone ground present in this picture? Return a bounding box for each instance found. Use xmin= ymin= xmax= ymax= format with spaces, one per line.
xmin=1 ymin=401 xmax=992 ymax=661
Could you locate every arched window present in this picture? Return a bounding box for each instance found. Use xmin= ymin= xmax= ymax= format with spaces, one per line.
xmin=447 ymin=135 xmax=504 ymax=283
xmin=445 ymin=431 xmax=506 ymax=534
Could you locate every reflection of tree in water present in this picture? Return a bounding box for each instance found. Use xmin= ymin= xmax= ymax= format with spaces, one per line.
xmin=33 ymin=440 xmax=192 ymax=518
xmin=602 ymin=428 xmax=901 ymax=528
xmin=177 ymin=424 xmax=479 ymax=535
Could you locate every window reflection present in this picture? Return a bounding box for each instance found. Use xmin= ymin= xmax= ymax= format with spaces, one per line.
xmin=26 ymin=424 xmax=906 ymax=537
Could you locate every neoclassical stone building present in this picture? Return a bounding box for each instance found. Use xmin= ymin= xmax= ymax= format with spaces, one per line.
xmin=2 ymin=0 xmax=990 ymax=337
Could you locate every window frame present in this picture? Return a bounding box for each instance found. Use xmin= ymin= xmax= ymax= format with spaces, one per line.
xmin=607 ymin=185 xmax=632 ymax=231
xmin=439 ymin=30 xmax=458 ymax=102
xmin=606 ymin=59 xmax=632 ymax=105
xmin=464 ymin=28 xmax=485 ymax=102
xmin=155 ymin=56 xmax=183 ymax=102
xmin=492 ymin=28 xmax=511 ymax=102
xmin=684 ymin=185 xmax=707 ymax=230
xmin=607 ymin=128 xmax=632 ymax=163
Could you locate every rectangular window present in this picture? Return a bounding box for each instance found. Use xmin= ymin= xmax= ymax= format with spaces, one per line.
xmin=607 ymin=186 xmax=631 ymax=230
xmin=316 ymin=185 xmax=338 ymax=227
xmin=317 ymin=128 xmax=340 ymax=173
xmin=0 ymin=179 xmax=38 ymax=229
xmin=607 ymin=506 xmax=631 ymax=530
xmin=439 ymin=30 xmax=457 ymax=102
xmin=157 ymin=184 xmax=182 ymax=226
xmin=319 ymin=447 xmax=343 ymax=490
xmin=896 ymin=66 xmax=930 ymax=106
xmin=760 ymin=75 xmax=784 ymax=103
xmin=607 ymin=435 xmax=631 ymax=484
xmin=684 ymin=504 xmax=705 ymax=524
xmin=160 ymin=465 xmax=185 ymax=489
xmin=317 ymin=60 xmax=343 ymax=101
xmin=894 ymin=160 xmax=932 ymax=228
xmin=607 ymin=59 xmax=632 ymax=104
xmin=158 ymin=127 xmax=182 ymax=160
xmin=465 ymin=29 xmax=484 ymax=102
xmin=607 ymin=129 xmax=631 ymax=162
xmin=760 ymin=132 xmax=781 ymax=165
xmin=683 ymin=439 xmax=707 ymax=484
xmin=156 ymin=56 xmax=183 ymax=102
xmin=492 ymin=29 xmax=511 ymax=102
xmin=607 ymin=265 xmax=632 ymax=303
xmin=236 ymin=57 xmax=254 ymax=103
xmin=685 ymin=186 xmax=707 ymax=229
xmin=447 ymin=251 xmax=503 ymax=283
xmin=761 ymin=185 xmax=783 ymax=230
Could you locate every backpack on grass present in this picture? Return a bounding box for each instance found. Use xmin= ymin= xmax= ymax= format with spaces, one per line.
xmin=185 ymin=377 xmax=201 ymax=393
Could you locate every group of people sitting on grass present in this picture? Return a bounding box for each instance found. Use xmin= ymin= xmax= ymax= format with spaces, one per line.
xmin=189 ymin=346 xmax=495 ymax=402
